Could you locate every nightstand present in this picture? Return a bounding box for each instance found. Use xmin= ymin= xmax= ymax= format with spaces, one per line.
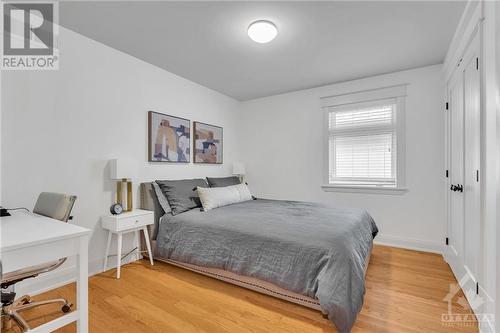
xmin=101 ymin=209 xmax=154 ymax=279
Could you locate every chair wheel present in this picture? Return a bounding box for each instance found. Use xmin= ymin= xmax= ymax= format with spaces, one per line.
xmin=61 ymin=304 xmax=72 ymax=313
xmin=21 ymin=296 xmax=32 ymax=305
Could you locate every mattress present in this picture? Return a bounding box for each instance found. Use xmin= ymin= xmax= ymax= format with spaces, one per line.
xmin=154 ymin=199 xmax=377 ymax=333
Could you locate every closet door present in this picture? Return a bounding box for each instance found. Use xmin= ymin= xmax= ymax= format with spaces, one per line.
xmin=462 ymin=36 xmax=480 ymax=286
xmin=445 ymin=32 xmax=481 ymax=297
xmin=448 ymin=69 xmax=465 ymax=262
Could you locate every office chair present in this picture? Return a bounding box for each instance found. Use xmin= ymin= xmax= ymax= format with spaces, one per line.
xmin=1 ymin=192 xmax=77 ymax=332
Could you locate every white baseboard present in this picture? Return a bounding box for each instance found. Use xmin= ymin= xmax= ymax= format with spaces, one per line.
xmin=480 ymin=316 xmax=495 ymax=333
xmin=374 ymin=234 xmax=444 ymax=254
xmin=15 ymin=255 xmax=140 ymax=297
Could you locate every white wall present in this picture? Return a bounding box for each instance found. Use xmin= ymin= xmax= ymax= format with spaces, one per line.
xmin=239 ymin=65 xmax=445 ymax=253
xmin=1 ymin=28 xmax=448 ymax=294
xmin=1 ymin=27 xmax=240 ymax=293
xmin=496 ymin=3 xmax=500 ymax=329
xmin=487 ymin=1 xmax=500 ymax=330
xmin=496 ymin=2 xmax=500 ymax=329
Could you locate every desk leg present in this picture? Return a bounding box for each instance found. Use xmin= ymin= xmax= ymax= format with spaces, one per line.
xmin=133 ymin=230 xmax=139 ymax=261
xmin=103 ymin=231 xmax=112 ymax=272
xmin=143 ymin=227 xmax=154 ymax=266
xmin=77 ymin=235 xmax=89 ymax=333
xmin=116 ymin=233 xmax=122 ymax=279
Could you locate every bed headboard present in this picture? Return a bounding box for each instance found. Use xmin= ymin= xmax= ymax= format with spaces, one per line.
xmin=139 ymin=182 xmax=164 ymax=240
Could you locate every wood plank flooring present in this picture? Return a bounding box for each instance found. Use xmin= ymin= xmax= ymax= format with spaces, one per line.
xmin=3 ymin=245 xmax=478 ymax=332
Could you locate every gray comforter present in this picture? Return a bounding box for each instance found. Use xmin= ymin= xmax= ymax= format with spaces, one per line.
xmin=156 ymin=199 xmax=378 ymax=332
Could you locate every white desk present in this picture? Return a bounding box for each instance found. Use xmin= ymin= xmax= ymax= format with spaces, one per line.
xmin=1 ymin=211 xmax=91 ymax=332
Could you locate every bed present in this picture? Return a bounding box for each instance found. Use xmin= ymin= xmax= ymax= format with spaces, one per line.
xmin=139 ymin=182 xmax=377 ymax=333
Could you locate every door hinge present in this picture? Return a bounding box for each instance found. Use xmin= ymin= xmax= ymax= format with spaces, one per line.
xmin=445 ymin=102 xmax=449 ymax=110
xmin=476 ymin=170 xmax=479 ymax=182
xmin=445 ymin=237 xmax=449 ymax=245
xmin=476 ymin=282 xmax=479 ymax=295
xmin=476 ymin=57 xmax=479 ymax=70
xmin=446 ymin=170 xmax=449 ymax=178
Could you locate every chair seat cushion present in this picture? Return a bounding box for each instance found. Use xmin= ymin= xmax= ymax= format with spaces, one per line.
xmin=1 ymin=260 xmax=63 ymax=284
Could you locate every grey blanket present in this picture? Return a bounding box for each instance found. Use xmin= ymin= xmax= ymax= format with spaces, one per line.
xmin=156 ymin=199 xmax=378 ymax=332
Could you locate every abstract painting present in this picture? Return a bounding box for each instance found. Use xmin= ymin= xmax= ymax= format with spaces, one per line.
xmin=148 ymin=111 xmax=190 ymax=162
xmin=193 ymin=122 xmax=223 ymax=164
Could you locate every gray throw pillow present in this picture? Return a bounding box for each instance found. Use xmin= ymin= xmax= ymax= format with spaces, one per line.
xmin=152 ymin=181 xmax=171 ymax=214
xmin=206 ymin=176 xmax=241 ymax=188
xmin=156 ymin=179 xmax=208 ymax=215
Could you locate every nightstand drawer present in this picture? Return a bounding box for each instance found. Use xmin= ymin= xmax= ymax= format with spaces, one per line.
xmin=101 ymin=210 xmax=154 ymax=232
xmin=116 ymin=214 xmax=152 ymax=231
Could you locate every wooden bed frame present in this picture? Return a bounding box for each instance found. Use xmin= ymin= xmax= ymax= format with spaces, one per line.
xmin=139 ymin=182 xmax=371 ymax=313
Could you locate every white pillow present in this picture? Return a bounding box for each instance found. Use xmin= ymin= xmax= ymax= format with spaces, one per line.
xmin=197 ymin=183 xmax=253 ymax=211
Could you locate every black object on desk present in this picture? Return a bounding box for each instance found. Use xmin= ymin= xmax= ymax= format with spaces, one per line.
xmin=0 ymin=207 xmax=11 ymax=217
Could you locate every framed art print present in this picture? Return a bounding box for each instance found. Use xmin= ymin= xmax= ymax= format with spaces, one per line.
xmin=148 ymin=111 xmax=190 ymax=162
xmin=193 ymin=122 xmax=223 ymax=164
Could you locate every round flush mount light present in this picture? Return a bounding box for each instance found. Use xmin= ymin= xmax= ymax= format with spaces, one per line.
xmin=247 ymin=20 xmax=278 ymax=44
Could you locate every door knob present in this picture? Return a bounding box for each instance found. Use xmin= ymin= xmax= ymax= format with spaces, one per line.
xmin=456 ymin=184 xmax=463 ymax=192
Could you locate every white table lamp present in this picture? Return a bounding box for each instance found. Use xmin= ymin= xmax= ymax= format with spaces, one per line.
xmin=233 ymin=162 xmax=246 ymax=183
xmin=110 ymin=159 xmax=134 ymax=211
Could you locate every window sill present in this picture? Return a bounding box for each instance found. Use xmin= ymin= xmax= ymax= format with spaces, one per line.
xmin=321 ymin=185 xmax=408 ymax=195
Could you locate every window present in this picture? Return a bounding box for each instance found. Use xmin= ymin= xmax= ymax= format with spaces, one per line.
xmin=321 ymin=85 xmax=406 ymax=193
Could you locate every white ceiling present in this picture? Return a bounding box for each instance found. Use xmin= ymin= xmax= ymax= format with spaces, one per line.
xmin=60 ymin=1 xmax=465 ymax=101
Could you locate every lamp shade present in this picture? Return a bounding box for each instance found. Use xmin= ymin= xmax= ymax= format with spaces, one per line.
xmin=110 ymin=158 xmax=134 ymax=180
xmin=232 ymin=162 xmax=246 ymax=175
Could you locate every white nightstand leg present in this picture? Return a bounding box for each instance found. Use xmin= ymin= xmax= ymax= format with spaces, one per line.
xmin=133 ymin=230 xmax=140 ymax=261
xmin=103 ymin=231 xmax=112 ymax=272
xmin=116 ymin=233 xmax=123 ymax=279
xmin=142 ymin=227 xmax=154 ymax=266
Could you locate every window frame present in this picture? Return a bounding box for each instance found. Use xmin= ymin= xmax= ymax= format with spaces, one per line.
xmin=321 ymin=85 xmax=408 ymax=195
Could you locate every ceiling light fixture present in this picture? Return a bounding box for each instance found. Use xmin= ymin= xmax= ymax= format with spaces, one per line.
xmin=247 ymin=20 xmax=278 ymax=44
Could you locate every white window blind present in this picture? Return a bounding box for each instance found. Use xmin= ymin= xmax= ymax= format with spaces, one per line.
xmin=328 ymin=99 xmax=397 ymax=186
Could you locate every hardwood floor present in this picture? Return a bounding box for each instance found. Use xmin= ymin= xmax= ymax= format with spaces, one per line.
xmin=3 ymin=245 xmax=478 ymax=333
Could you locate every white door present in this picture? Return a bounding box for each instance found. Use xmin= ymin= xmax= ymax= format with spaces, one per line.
xmin=445 ymin=32 xmax=481 ymax=300
xmin=462 ymin=38 xmax=480 ymax=287
xmin=448 ymin=68 xmax=464 ymax=262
